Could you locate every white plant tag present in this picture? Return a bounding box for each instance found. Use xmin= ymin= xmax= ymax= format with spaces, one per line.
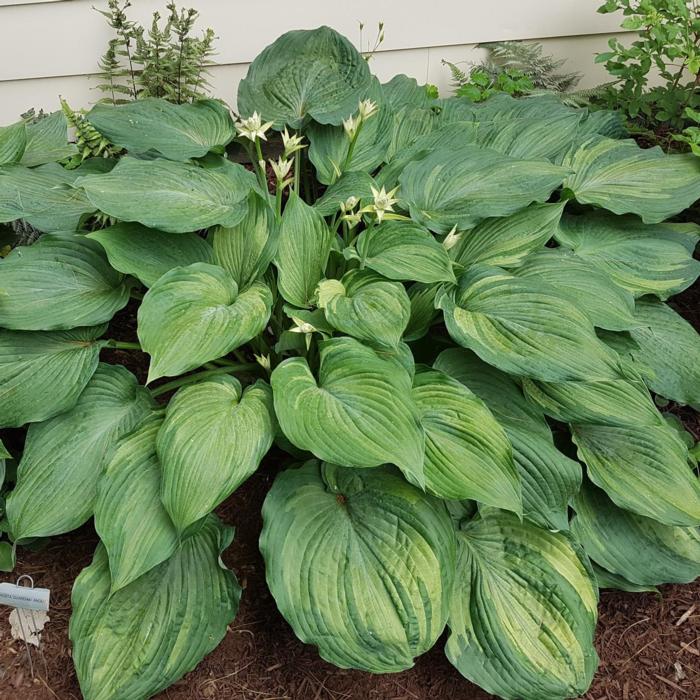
xmin=9 ymin=609 xmax=49 ymax=647
xmin=0 ymin=582 xmax=50 ymax=611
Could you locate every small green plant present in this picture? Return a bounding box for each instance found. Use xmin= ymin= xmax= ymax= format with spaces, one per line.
xmin=596 ymin=0 xmax=700 ymax=131
xmin=96 ymin=0 xmax=217 ymax=104
xmin=674 ymin=106 xmax=700 ymax=153
xmin=448 ymin=64 xmax=534 ymax=101
xmin=1 ymin=24 xmax=700 ymax=700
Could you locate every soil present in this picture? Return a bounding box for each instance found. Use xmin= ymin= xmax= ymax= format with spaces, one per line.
xmin=0 ymin=265 xmax=699 ymax=700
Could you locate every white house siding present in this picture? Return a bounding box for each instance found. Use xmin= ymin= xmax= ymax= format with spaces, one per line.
xmin=0 ymin=0 xmax=628 ymax=122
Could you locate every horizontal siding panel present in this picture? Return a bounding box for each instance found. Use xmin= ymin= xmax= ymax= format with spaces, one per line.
xmin=0 ymin=0 xmax=621 ymax=82
xmin=0 ymin=33 xmax=619 ymax=123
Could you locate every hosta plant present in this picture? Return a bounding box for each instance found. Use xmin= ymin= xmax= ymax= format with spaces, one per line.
xmin=1 ymin=25 xmax=700 ymax=700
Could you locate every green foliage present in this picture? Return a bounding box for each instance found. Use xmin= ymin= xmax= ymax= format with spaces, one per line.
xmin=596 ymin=0 xmax=700 ymax=132
xmin=1 ymin=24 xmax=700 ymax=700
xmin=96 ymin=1 xmax=217 ymax=104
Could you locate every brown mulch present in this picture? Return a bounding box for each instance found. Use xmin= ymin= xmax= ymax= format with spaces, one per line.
xmin=0 ymin=243 xmax=699 ymax=700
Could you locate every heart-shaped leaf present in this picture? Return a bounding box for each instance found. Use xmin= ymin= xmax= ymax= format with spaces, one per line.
xmin=138 ymin=263 xmax=272 ymax=382
xmin=157 ymin=376 xmax=275 ymax=534
xmin=6 ymin=364 xmax=154 ymax=541
xmin=0 ymin=325 xmax=106 ymax=428
xmin=445 ymin=510 xmax=598 ymax=700
xmin=237 ymin=26 xmax=372 ymax=129
xmin=0 ymin=233 xmax=129 ymax=331
xmin=261 ymin=461 xmax=456 ymax=672
xmin=70 ymin=516 xmax=240 ymax=700
xmin=94 ymin=411 xmax=178 ymax=592
xmin=271 ymin=337 xmax=425 ymax=486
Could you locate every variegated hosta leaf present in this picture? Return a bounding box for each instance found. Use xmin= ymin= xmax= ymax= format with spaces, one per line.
xmin=88 ymin=222 xmax=213 ymax=287
xmin=514 ymin=248 xmax=637 ymax=331
xmin=94 ymin=411 xmax=178 ymax=592
xmin=592 ymin=563 xmax=658 ymax=593
xmin=212 ymin=191 xmax=278 ymax=289
xmin=70 ymin=516 xmax=240 ymax=700
xmin=0 ymin=121 xmax=26 ymax=165
xmin=627 ymin=299 xmax=700 ymax=410
xmin=275 ymin=191 xmax=334 ymax=307
xmin=445 ymin=510 xmax=598 ymax=700
xmin=521 ymin=374 xmax=663 ymax=428
xmin=404 ymin=283 xmax=439 ymax=341
xmin=555 ymin=212 xmax=700 ymax=299
xmin=434 ymin=349 xmax=581 ymax=531
xmin=572 ymin=482 xmax=700 ymax=586
xmin=563 ymin=136 xmax=700 ymax=223
xmin=437 ymin=267 xmax=619 ymax=382
xmin=138 ymin=263 xmax=272 ymax=382
xmin=313 ymin=171 xmax=377 ymax=216
xmin=450 ymin=202 xmax=564 ymax=269
xmin=260 ymin=461 xmax=456 ymax=672
xmin=157 ymin=376 xmax=275 ymax=535
xmin=6 ymin=364 xmax=154 ymax=541
xmin=571 ymin=422 xmax=700 ymax=526
xmin=20 ymin=111 xmax=77 ymax=167
xmin=317 ymin=270 xmax=411 ymax=349
xmin=348 ymin=220 xmax=455 ymax=283
xmin=0 ymin=233 xmax=129 ymax=331
xmin=87 ymin=98 xmax=236 ymax=161
xmin=0 ymin=163 xmax=96 ymax=232
xmin=76 ymin=157 xmax=253 ymax=233
xmin=412 ymin=367 xmax=522 ymax=511
xmin=399 ymin=142 xmax=567 ymax=233
xmin=0 ymin=325 xmax=106 ymax=428
xmin=237 ymin=26 xmax=372 ymax=129
xmin=270 ymin=337 xmax=425 ymax=486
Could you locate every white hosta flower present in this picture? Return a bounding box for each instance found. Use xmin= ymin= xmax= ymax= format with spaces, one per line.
xmin=235 ymin=111 xmax=274 ymax=141
xmin=442 ymin=225 xmax=463 ymax=250
xmin=343 ymin=115 xmax=360 ymax=140
xmin=342 ymin=211 xmax=362 ymax=229
xmin=282 ymin=128 xmax=306 ymax=158
xmin=270 ymin=156 xmax=294 ymax=183
xmin=254 ymin=353 xmax=271 ymax=371
xmin=340 ymin=195 xmax=359 ymax=213
xmin=289 ymin=317 xmax=316 ymax=334
xmin=358 ymin=99 xmax=379 ymax=121
xmin=370 ymin=185 xmax=399 ymax=222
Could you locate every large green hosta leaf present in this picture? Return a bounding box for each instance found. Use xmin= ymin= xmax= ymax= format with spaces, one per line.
xmin=571 ymin=482 xmax=700 ymax=586
xmin=563 ymin=137 xmax=700 ymax=223
xmin=94 ymin=411 xmax=178 ymax=592
xmin=307 ymin=79 xmax=393 ymax=184
xmin=412 ymin=367 xmax=521 ymax=511
xmin=0 ymin=325 xmax=106 ymax=428
xmin=237 ymin=26 xmax=372 ymax=129
xmin=446 ymin=510 xmax=598 ymax=700
xmin=70 ymin=516 xmax=240 ymax=700
xmin=0 ymin=234 xmax=129 ymax=331
xmin=434 ymin=349 xmax=581 ymax=531
xmin=571 ymin=422 xmax=700 ymax=526
xmin=212 ymin=191 xmax=278 ymax=289
xmin=138 ymin=263 xmax=272 ymax=381
xmin=260 ymin=461 xmax=456 ymax=672
xmin=271 ymin=337 xmax=425 ymax=486
xmin=87 ymin=98 xmax=235 ymax=161
xmin=450 ymin=203 xmax=564 ymax=269
xmin=399 ymin=142 xmax=567 ymax=233
xmin=157 ymin=376 xmax=275 ymax=535
xmin=313 ymin=171 xmax=377 ymax=216
xmin=317 ymin=271 xmax=411 ymax=349
xmin=555 ymin=213 xmax=700 ymax=299
xmin=404 ymin=283 xmax=439 ymax=341
xmin=20 ymin=111 xmax=77 ymax=167
xmin=275 ymin=191 xmax=333 ymax=307
xmin=348 ymin=220 xmax=455 ymax=283
xmin=437 ymin=267 xmax=619 ymax=382
xmin=6 ymin=364 xmax=153 ymax=541
xmin=0 ymin=163 xmax=96 ymax=231
xmin=514 ymin=249 xmax=637 ymax=331
xmin=626 ymin=300 xmax=700 ymax=409
xmin=0 ymin=121 xmax=26 ymax=165
xmin=88 ymin=222 xmax=213 ymax=287
xmin=77 ymin=157 xmax=253 ymax=233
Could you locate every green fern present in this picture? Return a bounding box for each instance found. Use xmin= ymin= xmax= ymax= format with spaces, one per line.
xmin=60 ymin=99 xmax=117 ymax=166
